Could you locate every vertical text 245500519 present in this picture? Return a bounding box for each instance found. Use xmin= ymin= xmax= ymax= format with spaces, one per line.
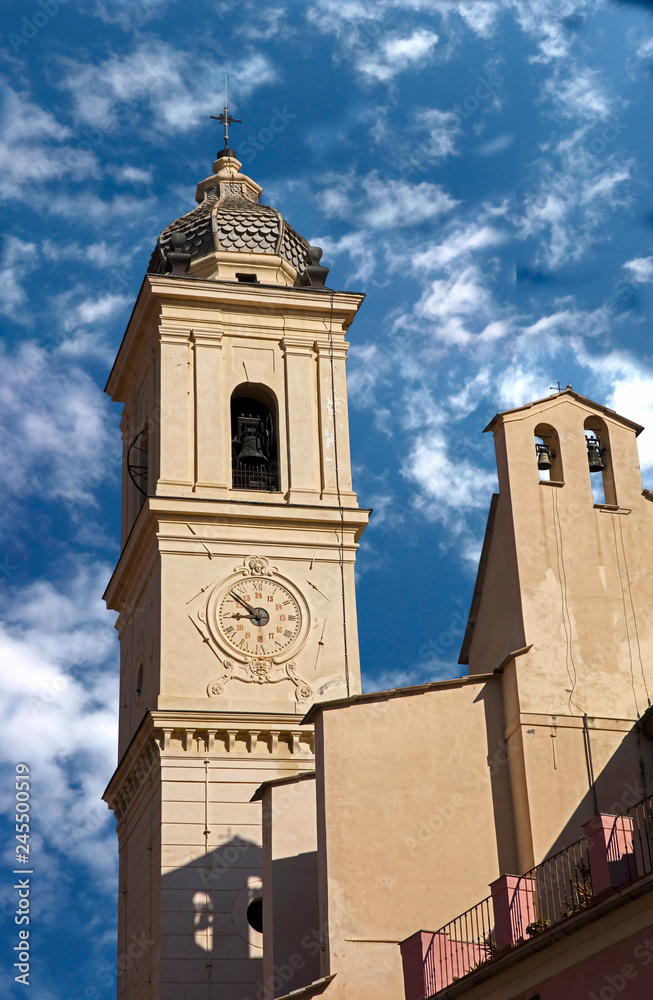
xmin=13 ymin=763 xmax=32 ymax=987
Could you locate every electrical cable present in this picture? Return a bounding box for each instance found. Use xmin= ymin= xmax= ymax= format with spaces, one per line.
xmin=582 ymin=714 xmax=599 ymax=816
xmin=618 ymin=515 xmax=650 ymax=707
xmin=612 ymin=516 xmax=641 ymax=717
xmin=327 ymin=289 xmax=350 ymax=696
xmin=203 ymin=757 xmax=212 ymax=996
xmin=552 ymin=488 xmax=583 ymax=715
xmin=148 ymin=772 xmax=153 ymax=993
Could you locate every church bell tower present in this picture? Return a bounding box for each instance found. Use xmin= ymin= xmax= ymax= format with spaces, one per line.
xmin=103 ymin=139 xmax=368 ymax=1000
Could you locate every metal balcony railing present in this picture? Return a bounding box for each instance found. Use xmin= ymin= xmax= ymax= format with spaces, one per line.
xmin=422 ymin=840 xmax=591 ymax=995
xmin=607 ymin=792 xmax=653 ymax=886
xmin=407 ymin=793 xmax=653 ymax=1000
xmin=518 ymin=838 xmax=592 ymax=935
xmin=423 ymin=896 xmax=496 ymax=995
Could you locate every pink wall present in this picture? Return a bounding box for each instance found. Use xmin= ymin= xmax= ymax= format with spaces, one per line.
xmin=516 ymin=926 xmax=653 ymax=1000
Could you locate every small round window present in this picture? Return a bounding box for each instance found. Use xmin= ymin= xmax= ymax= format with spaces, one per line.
xmin=246 ymin=897 xmax=263 ymax=934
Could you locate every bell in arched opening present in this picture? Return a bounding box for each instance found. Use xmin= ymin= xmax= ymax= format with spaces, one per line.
xmin=536 ymin=443 xmax=553 ymax=471
xmin=231 ymin=395 xmax=279 ymax=491
xmin=234 ymin=414 xmax=268 ymax=463
xmin=586 ymin=436 xmax=605 ymax=473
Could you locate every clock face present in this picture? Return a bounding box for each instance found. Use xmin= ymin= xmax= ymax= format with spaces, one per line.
xmin=216 ymin=577 xmax=302 ymax=658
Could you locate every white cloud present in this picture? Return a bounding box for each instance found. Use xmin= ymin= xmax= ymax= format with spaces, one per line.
xmin=520 ymin=304 xmax=611 ymax=345
xmin=396 ymin=215 xmax=513 ymax=350
xmin=347 ymin=343 xmax=393 ymax=403
xmin=636 ymin=36 xmax=653 ymax=61
xmin=357 ymin=28 xmax=440 ymax=82
xmin=0 ymin=562 xmax=118 ymax=891
xmin=623 ymin=257 xmax=653 ymax=285
xmin=41 ymin=239 xmax=115 ymax=268
xmin=81 ymin=0 xmax=173 ymax=29
xmin=512 ymin=11 xmax=633 ymax=273
xmin=476 ymin=133 xmax=514 ymax=156
xmin=40 ymin=190 xmax=158 ymax=224
xmin=235 ymin=6 xmax=289 ymax=39
xmin=412 ymin=223 xmax=508 ymax=270
xmin=610 ymin=374 xmax=653 ymax=473
xmin=542 ymin=66 xmax=613 ymax=121
xmin=413 ymin=107 xmax=462 ymax=160
xmin=319 ymin=171 xmax=458 ymax=230
xmin=0 ymin=83 xmax=98 ymax=201
xmin=452 ymin=1 xmax=506 ymax=38
xmin=402 ymin=431 xmax=497 ymax=528
xmin=0 ymin=343 xmax=118 ymax=512
xmin=71 ymin=292 xmax=132 ymax=328
xmin=56 ymin=42 xmax=276 ymax=135
xmin=315 ymin=229 xmax=379 ymax=283
xmin=110 ymin=165 xmax=153 ymax=185
xmin=307 ymin=3 xmax=441 ymax=81
xmin=310 ymin=170 xmax=459 ymax=284
xmin=568 ymin=349 xmax=653 ymax=473
xmin=516 ymin=141 xmax=633 ymax=269
xmin=511 ymin=0 xmax=596 ymax=64
xmin=413 ymin=265 xmax=501 ymax=346
xmin=367 ymin=176 xmax=458 ymax=228
xmin=0 ymin=236 xmax=38 ymax=323
xmin=495 ymin=365 xmax=548 ymax=411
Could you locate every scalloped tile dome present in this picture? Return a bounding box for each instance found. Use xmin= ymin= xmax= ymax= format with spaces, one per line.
xmin=147 ymin=153 xmax=310 ymax=278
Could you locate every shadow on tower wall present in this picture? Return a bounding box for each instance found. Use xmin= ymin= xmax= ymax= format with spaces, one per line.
xmin=160 ymin=837 xmax=263 ymax=1000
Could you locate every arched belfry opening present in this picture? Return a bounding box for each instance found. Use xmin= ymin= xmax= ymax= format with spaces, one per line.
xmin=534 ymin=423 xmax=563 ymax=483
xmin=231 ymin=384 xmax=280 ymax=492
xmin=584 ymin=415 xmax=616 ymax=505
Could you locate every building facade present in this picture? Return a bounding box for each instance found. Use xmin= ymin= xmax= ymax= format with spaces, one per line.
xmin=103 ymin=145 xmax=368 ymax=1000
xmin=257 ymin=391 xmax=653 ymax=1000
xmin=104 ymin=146 xmax=653 ymax=1000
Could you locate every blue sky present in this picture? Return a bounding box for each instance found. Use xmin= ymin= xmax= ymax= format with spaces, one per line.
xmin=1 ymin=0 xmax=653 ymax=996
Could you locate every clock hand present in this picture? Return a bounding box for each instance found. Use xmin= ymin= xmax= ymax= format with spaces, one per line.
xmin=228 ymin=591 xmax=269 ymax=627
xmin=229 ymin=591 xmax=259 ymax=616
xmin=226 ymin=612 xmax=257 ymax=621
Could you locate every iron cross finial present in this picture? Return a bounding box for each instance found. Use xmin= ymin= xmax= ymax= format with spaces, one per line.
xmin=210 ymin=74 xmax=242 ymax=150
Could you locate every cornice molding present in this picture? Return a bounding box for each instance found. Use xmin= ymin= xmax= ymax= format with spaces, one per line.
xmin=103 ymin=710 xmax=315 ymax=822
xmin=315 ymin=338 xmax=350 ymax=356
xmin=104 ymin=499 xmax=370 ymax=610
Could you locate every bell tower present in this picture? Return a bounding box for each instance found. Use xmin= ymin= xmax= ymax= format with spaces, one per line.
xmin=460 ymin=388 xmax=653 ymax=871
xmin=103 ymin=144 xmax=368 ymax=1000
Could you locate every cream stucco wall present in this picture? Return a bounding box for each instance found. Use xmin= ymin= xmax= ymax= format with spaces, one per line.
xmin=308 ymin=677 xmax=516 ymax=1000
xmin=257 ymin=774 xmax=320 ymax=999
xmin=105 ymin=713 xmax=316 ymax=1000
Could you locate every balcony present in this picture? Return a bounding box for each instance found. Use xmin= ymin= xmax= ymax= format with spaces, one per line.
xmin=400 ymin=793 xmax=653 ymax=999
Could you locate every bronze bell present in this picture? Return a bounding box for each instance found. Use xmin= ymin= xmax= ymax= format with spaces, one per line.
xmin=537 ymin=445 xmax=552 ymax=471
xmin=235 ymin=414 xmax=266 ymax=462
xmin=587 ymin=438 xmax=605 ymax=473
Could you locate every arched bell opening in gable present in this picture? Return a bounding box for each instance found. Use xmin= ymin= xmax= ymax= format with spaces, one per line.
xmin=534 ymin=423 xmax=563 ymax=483
xmin=584 ymin=416 xmax=616 ymax=506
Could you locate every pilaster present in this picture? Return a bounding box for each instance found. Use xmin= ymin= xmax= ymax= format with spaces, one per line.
xmin=315 ymin=339 xmax=355 ymax=503
xmin=192 ymin=329 xmax=227 ymax=491
xmin=157 ymin=325 xmax=193 ymax=492
xmin=282 ymin=336 xmax=321 ymax=503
